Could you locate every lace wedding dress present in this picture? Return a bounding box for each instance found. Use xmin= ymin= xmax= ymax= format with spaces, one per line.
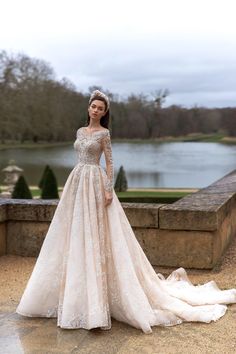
xmin=16 ymin=126 xmax=236 ymax=334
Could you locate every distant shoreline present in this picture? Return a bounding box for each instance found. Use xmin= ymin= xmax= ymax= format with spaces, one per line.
xmin=1 ymin=134 xmax=236 ymax=150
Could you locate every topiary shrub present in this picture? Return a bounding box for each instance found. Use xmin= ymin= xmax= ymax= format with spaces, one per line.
xmin=114 ymin=165 xmax=128 ymax=192
xmin=12 ymin=175 xmax=33 ymax=199
xmin=40 ymin=166 xmax=59 ymax=199
xmin=38 ymin=164 xmax=50 ymax=189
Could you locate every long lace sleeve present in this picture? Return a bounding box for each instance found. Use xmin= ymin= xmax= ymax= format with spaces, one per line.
xmin=101 ymin=130 xmax=114 ymax=193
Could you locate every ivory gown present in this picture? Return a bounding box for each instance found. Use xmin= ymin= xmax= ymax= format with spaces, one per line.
xmin=16 ymin=126 xmax=236 ymax=334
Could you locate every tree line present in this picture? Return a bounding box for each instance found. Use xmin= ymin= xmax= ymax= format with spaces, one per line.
xmin=0 ymin=50 xmax=235 ymax=143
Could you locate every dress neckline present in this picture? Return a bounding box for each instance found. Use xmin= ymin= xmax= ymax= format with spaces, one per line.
xmin=82 ymin=127 xmax=108 ymax=135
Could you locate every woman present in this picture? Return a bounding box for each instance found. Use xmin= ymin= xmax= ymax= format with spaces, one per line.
xmin=16 ymin=90 xmax=236 ymax=334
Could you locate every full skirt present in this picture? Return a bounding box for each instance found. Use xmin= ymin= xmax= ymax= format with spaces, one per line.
xmin=16 ymin=163 xmax=236 ymax=334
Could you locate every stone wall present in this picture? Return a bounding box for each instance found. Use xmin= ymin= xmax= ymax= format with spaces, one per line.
xmin=1 ymin=170 xmax=236 ymax=269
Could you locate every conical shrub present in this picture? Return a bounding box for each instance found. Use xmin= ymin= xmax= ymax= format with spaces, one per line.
xmin=38 ymin=164 xmax=50 ymax=189
xmin=12 ymin=175 xmax=33 ymax=199
xmin=114 ymin=165 xmax=128 ymax=192
xmin=41 ymin=166 xmax=59 ymax=199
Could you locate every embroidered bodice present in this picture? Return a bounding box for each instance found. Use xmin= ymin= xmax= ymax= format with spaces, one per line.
xmin=73 ymin=127 xmax=114 ymax=192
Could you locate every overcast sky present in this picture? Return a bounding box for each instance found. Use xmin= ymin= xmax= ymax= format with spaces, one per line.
xmin=0 ymin=0 xmax=235 ymax=107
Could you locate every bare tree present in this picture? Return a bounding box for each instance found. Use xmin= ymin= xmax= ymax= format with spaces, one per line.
xmin=151 ymin=88 xmax=169 ymax=109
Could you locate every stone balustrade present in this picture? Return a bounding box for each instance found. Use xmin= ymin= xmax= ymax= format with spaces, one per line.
xmin=1 ymin=170 xmax=236 ymax=269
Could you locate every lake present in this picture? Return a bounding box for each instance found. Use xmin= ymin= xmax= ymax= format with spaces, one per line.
xmin=1 ymin=142 xmax=236 ymax=188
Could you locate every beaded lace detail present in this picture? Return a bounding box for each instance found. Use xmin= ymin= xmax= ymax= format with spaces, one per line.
xmin=74 ymin=127 xmax=114 ymax=192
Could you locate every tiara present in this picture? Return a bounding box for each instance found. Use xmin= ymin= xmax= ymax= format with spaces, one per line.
xmin=89 ymin=90 xmax=110 ymax=111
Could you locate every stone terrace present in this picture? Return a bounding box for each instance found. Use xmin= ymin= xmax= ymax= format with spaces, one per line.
xmin=1 ymin=170 xmax=236 ymax=269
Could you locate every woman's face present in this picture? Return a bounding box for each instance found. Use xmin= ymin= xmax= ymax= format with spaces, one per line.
xmin=88 ymin=99 xmax=106 ymax=122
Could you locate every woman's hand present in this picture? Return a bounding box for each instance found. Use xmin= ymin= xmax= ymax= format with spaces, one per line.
xmin=104 ymin=190 xmax=113 ymax=206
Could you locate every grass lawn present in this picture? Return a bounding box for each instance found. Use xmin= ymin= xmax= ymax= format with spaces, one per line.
xmin=116 ymin=190 xmax=190 ymax=198
xmin=2 ymin=187 xmax=192 ymax=202
xmin=116 ymin=190 xmax=192 ymax=203
xmin=0 ymin=186 xmax=195 ymax=199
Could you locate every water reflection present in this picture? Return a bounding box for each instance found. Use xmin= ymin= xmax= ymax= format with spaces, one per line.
xmin=1 ymin=142 xmax=236 ymax=188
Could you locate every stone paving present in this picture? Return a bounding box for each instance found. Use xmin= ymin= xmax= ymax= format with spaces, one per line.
xmin=1 ymin=237 xmax=236 ymax=354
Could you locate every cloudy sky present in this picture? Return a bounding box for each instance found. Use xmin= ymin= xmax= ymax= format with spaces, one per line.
xmin=0 ymin=0 xmax=235 ymax=107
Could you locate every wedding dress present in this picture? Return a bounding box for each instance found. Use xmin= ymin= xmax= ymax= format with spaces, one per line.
xmin=16 ymin=126 xmax=236 ymax=334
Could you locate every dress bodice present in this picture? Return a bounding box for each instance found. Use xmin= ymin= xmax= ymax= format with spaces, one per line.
xmin=73 ymin=127 xmax=114 ymax=192
xmin=73 ymin=127 xmax=107 ymax=165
